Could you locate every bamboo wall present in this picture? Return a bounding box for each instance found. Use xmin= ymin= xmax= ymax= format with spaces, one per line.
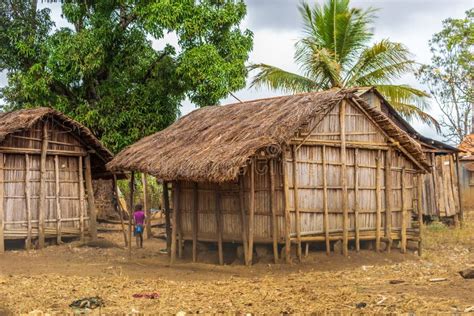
xmin=0 ymin=120 xmax=97 ymax=251
xmin=171 ymin=100 xmax=424 ymax=264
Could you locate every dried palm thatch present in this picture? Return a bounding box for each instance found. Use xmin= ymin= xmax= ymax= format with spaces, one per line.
xmin=108 ymin=89 xmax=429 ymax=182
xmin=0 ymin=107 xmax=113 ymax=162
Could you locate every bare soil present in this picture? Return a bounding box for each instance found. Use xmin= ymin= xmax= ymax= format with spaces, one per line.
xmin=0 ymin=223 xmax=473 ymax=314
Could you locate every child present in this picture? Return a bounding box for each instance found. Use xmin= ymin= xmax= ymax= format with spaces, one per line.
xmin=133 ymin=204 xmax=146 ymax=248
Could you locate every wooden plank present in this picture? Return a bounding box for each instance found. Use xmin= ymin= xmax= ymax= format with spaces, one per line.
xmin=0 ymin=147 xmax=87 ymax=156
xmin=322 ymin=145 xmax=330 ymax=255
xmin=38 ymin=122 xmax=49 ymax=248
xmin=448 ymin=155 xmax=459 ymax=226
xmin=384 ymin=149 xmax=393 ymax=252
xmin=162 ymin=181 xmax=171 ymax=252
xmin=53 ymin=155 xmax=61 ymax=245
xmin=340 ymin=101 xmax=348 ymax=256
xmin=247 ymin=159 xmax=255 ymax=266
xmin=454 ymin=155 xmax=464 ymax=224
xmin=354 ymin=148 xmax=360 ymax=252
xmin=84 ymin=155 xmax=97 ymax=241
xmin=192 ymin=182 xmax=198 ymax=262
xmin=0 ymin=153 xmax=4 ymax=253
xmin=78 ymin=156 xmax=85 ymax=241
xmin=215 ymin=187 xmax=223 ymax=265
xmin=142 ymin=174 xmax=151 ymax=239
xmin=431 ymin=153 xmax=440 ymax=216
xmin=401 ymin=167 xmax=407 ymax=253
xmin=177 ymin=182 xmax=183 ymax=259
xmin=170 ymin=181 xmax=178 ymax=264
xmin=129 ymin=172 xmax=134 ymax=258
xmin=417 ymin=174 xmax=423 ymax=256
xmin=113 ymin=174 xmax=128 ymax=247
xmin=269 ymin=159 xmax=278 ymax=263
xmin=292 ymin=145 xmax=302 ymax=261
xmin=375 ymin=149 xmax=382 ymax=252
xmin=238 ymin=175 xmax=249 ymax=265
xmin=282 ymin=146 xmax=291 ymax=263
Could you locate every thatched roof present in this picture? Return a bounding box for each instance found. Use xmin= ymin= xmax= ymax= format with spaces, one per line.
xmin=0 ymin=107 xmax=113 ymax=162
xmin=108 ymin=89 xmax=429 ymax=182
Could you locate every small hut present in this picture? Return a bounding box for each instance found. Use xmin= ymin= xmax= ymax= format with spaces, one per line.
xmin=108 ymin=89 xmax=429 ymax=265
xmin=358 ymin=87 xmax=462 ymax=223
xmin=0 ymin=107 xmax=114 ymax=252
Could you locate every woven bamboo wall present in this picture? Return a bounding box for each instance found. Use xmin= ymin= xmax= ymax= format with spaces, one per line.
xmin=1 ymin=120 xmax=90 ymax=241
xmin=176 ymin=100 xmax=423 ymax=250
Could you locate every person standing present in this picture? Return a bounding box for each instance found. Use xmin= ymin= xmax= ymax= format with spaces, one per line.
xmin=133 ymin=204 xmax=146 ymax=248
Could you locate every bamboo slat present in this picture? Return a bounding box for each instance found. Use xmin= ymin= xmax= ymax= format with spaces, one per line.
xmin=0 ymin=153 xmax=4 ymax=253
xmin=25 ymin=154 xmax=32 ymax=249
xmin=162 ymin=181 xmax=171 ymax=252
xmin=292 ymin=145 xmax=302 ymax=261
xmin=247 ymin=159 xmax=255 ymax=265
xmin=38 ymin=123 xmax=48 ymax=248
xmin=54 ymin=155 xmax=61 ymax=244
xmin=375 ymin=150 xmax=382 ymax=252
xmin=401 ymin=167 xmax=407 ymax=253
xmin=354 ymin=148 xmax=360 ymax=252
xmin=192 ymin=182 xmax=198 ymax=262
xmin=85 ymin=155 xmax=97 ymax=240
xmin=78 ymin=156 xmax=85 ymax=241
xmin=384 ymin=149 xmax=393 ymax=252
xmin=417 ymin=174 xmax=423 ymax=256
xmin=282 ymin=146 xmax=291 ymax=263
xmin=322 ymin=145 xmax=330 ymax=255
xmin=340 ymin=101 xmax=348 ymax=256
xmin=269 ymin=159 xmax=278 ymax=263
xmin=239 ymin=175 xmax=249 ymax=265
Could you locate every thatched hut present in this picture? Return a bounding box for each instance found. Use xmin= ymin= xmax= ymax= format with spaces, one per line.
xmin=358 ymin=87 xmax=462 ymax=223
xmin=0 ymin=107 xmax=114 ymax=252
xmin=108 ymin=89 xmax=428 ymax=265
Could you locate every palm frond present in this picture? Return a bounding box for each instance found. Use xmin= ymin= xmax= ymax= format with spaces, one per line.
xmin=249 ymin=63 xmax=318 ymax=93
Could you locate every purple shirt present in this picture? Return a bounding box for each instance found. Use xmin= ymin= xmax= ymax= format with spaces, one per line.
xmin=134 ymin=210 xmax=145 ymax=225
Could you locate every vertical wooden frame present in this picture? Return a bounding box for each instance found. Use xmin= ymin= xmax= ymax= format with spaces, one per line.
xmin=282 ymin=146 xmax=291 ymax=263
xmin=54 ymin=155 xmax=62 ymax=244
xmin=0 ymin=153 xmax=4 ymax=253
xmin=292 ymin=145 xmax=302 ymax=261
xmin=269 ymin=159 xmax=278 ymax=263
xmin=38 ymin=122 xmax=48 ymax=248
xmin=401 ymin=167 xmax=407 ymax=253
xmin=170 ymin=180 xmax=178 ymax=264
xmin=454 ymin=154 xmax=463 ymax=224
xmin=417 ymin=174 xmax=423 ymax=256
xmin=78 ymin=156 xmax=85 ymax=241
xmin=24 ymin=154 xmax=32 ymax=249
xmin=247 ymin=158 xmax=255 ymax=266
xmin=431 ymin=152 xmax=439 ymax=216
xmin=384 ymin=149 xmax=393 ymax=252
xmin=142 ymin=174 xmax=151 ymax=239
xmin=215 ymin=187 xmax=223 ymax=265
xmin=162 ymin=180 xmax=171 ymax=253
xmin=238 ymin=174 xmax=249 ymax=265
xmin=340 ymin=101 xmax=349 ymax=256
xmin=192 ymin=182 xmax=198 ymax=262
xmin=322 ymin=145 xmax=330 ymax=255
xmin=353 ymin=148 xmax=360 ymax=252
xmin=85 ymin=155 xmax=97 ymax=240
xmin=113 ymin=174 xmax=128 ymax=247
xmin=128 ymin=171 xmax=134 ymax=257
xmin=375 ymin=150 xmax=382 ymax=252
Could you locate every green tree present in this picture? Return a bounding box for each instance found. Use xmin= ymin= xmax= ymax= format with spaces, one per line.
xmin=251 ymin=0 xmax=438 ymax=127
xmin=0 ymin=0 xmax=253 ymax=153
xmin=418 ymin=9 xmax=473 ymax=144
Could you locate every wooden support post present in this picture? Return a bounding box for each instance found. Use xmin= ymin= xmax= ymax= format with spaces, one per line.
xmin=449 ymin=155 xmax=459 ymax=226
xmin=375 ymin=150 xmax=382 ymax=252
xmin=177 ymin=185 xmax=183 ymax=260
xmin=417 ymin=174 xmax=423 ymax=256
xmin=401 ymin=167 xmax=407 ymax=253
xmin=431 ymin=152 xmax=439 ymax=216
xmin=38 ymin=123 xmax=48 ymax=249
xmin=85 ymin=155 xmax=97 ymax=241
xmin=282 ymin=147 xmax=291 ymax=263
xmin=238 ymin=175 xmax=249 ymax=265
xmin=192 ymin=182 xmax=198 ymax=262
xmin=354 ymin=148 xmax=360 ymax=252
xmin=129 ymin=171 xmax=134 ymax=258
xmin=170 ymin=181 xmax=178 ymax=264
xmin=454 ymin=154 xmax=464 ymax=225
xmin=142 ymin=174 xmax=151 ymax=239
xmin=0 ymin=153 xmax=4 ymax=253
xmin=53 ymin=155 xmax=61 ymax=245
xmin=384 ymin=149 xmax=393 ymax=252
xmin=25 ymin=154 xmax=32 ymax=249
xmin=292 ymin=145 xmax=302 ymax=261
xmin=114 ymin=174 xmax=128 ymax=247
xmin=162 ymin=181 xmax=171 ymax=253
xmin=78 ymin=156 xmax=85 ymax=241
xmin=215 ymin=187 xmax=223 ymax=265
xmin=322 ymin=145 xmax=330 ymax=255
xmin=247 ymin=158 xmax=255 ymax=266
xmin=340 ymin=101 xmax=348 ymax=256
xmin=269 ymin=159 xmax=278 ymax=263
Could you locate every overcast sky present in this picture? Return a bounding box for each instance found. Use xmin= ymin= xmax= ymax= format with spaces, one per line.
xmin=1 ymin=0 xmax=471 ymax=143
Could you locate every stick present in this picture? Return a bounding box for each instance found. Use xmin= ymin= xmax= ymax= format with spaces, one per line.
xmin=162 ymin=181 xmax=171 ymax=252
xmin=170 ymin=181 xmax=178 ymax=264
xmin=142 ymin=173 xmax=151 ymax=239
xmin=239 ymin=175 xmax=249 ymax=265
xmin=269 ymin=159 xmax=278 ymax=263
xmin=247 ymin=158 xmax=255 ymax=266
xmin=78 ymin=156 xmax=85 ymax=241
xmin=375 ymin=150 xmax=382 ymax=252
xmin=401 ymin=167 xmax=407 ymax=253
xmin=113 ymin=174 xmax=128 ymax=247
xmin=25 ymin=154 xmax=32 ymax=249
xmin=0 ymin=154 xmax=4 ymax=253
xmin=340 ymin=101 xmax=348 ymax=256
xmin=192 ymin=182 xmax=198 ymax=262
xmin=354 ymin=148 xmax=360 ymax=252
xmin=53 ymin=155 xmax=61 ymax=244
xmin=384 ymin=149 xmax=393 ymax=252
xmin=282 ymin=146 xmax=291 ymax=263
xmin=454 ymin=154 xmax=463 ymax=225
xmin=38 ymin=122 xmax=48 ymax=248
xmin=129 ymin=172 xmax=134 ymax=258
xmin=417 ymin=174 xmax=423 ymax=256
xmin=292 ymin=145 xmax=302 ymax=261
xmin=322 ymin=145 xmax=330 ymax=255
xmin=85 ymin=155 xmax=97 ymax=240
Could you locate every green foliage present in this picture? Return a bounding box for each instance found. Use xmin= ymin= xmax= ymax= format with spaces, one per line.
xmin=251 ymin=0 xmax=438 ymax=128
xmin=417 ymin=9 xmax=473 ymax=144
xmin=0 ymin=0 xmax=253 ymax=153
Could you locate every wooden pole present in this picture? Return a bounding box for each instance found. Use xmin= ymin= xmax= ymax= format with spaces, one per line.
xmin=282 ymin=146 xmax=291 ymax=263
xmin=113 ymin=174 xmax=128 ymax=247
xmin=454 ymin=154 xmax=464 ymax=225
xmin=25 ymin=154 xmax=32 ymax=249
xmin=431 ymin=153 xmax=439 ymax=216
xmin=142 ymin=174 xmax=151 ymax=239
xmin=215 ymin=187 xmax=223 ymax=265
xmin=340 ymin=101 xmax=348 ymax=256
xmin=401 ymin=167 xmax=407 ymax=253
xmin=292 ymin=145 xmax=302 ymax=261
xmin=322 ymin=145 xmax=330 ymax=255
xmin=170 ymin=181 xmax=179 ymax=264
xmin=448 ymin=155 xmax=460 ymax=226
xmin=247 ymin=158 xmax=255 ymax=266
xmin=192 ymin=182 xmax=198 ymax=262
xmin=84 ymin=155 xmax=97 ymax=241
xmin=375 ymin=150 xmax=382 ymax=252
xmin=78 ymin=156 xmax=85 ymax=241
xmin=53 ymin=155 xmax=61 ymax=245
xmin=269 ymin=159 xmax=278 ymax=263
xmin=38 ymin=122 xmax=48 ymax=248
xmin=238 ymin=175 xmax=249 ymax=265
xmin=162 ymin=181 xmax=171 ymax=252
xmin=177 ymin=185 xmax=183 ymax=260
xmin=354 ymin=148 xmax=360 ymax=252
xmin=384 ymin=149 xmax=393 ymax=252
xmin=0 ymin=153 xmax=4 ymax=253
xmin=417 ymin=174 xmax=423 ymax=256
xmin=128 ymin=171 xmax=134 ymax=257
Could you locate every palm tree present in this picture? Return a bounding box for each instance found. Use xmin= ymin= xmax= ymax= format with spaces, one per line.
xmin=251 ymin=0 xmax=438 ymax=128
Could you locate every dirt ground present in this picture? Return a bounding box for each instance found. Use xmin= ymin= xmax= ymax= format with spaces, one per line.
xmin=0 ymin=222 xmax=473 ymax=315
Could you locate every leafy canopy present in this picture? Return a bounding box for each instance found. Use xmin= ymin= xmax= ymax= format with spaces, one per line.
xmin=251 ymin=0 xmax=438 ymax=128
xmin=417 ymin=9 xmax=473 ymax=144
xmin=0 ymin=0 xmax=253 ymax=153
